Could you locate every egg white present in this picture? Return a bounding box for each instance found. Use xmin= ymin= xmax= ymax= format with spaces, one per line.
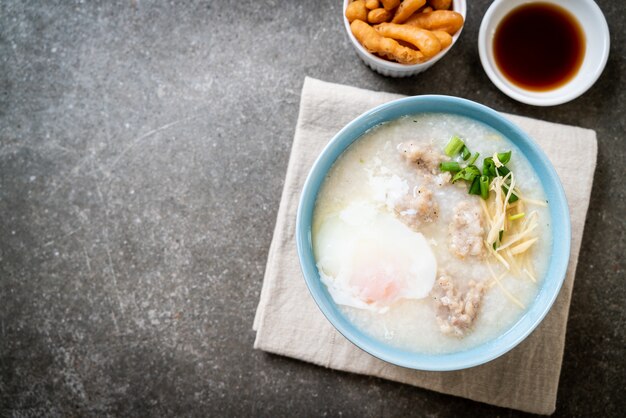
xmin=314 ymin=202 xmax=437 ymax=313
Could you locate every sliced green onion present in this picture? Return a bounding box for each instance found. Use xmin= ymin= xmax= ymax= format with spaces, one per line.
xmin=452 ymin=165 xmax=480 ymax=183
xmin=483 ymin=157 xmax=496 ymax=178
xmin=479 ymin=175 xmax=490 ymax=200
xmin=502 ymin=184 xmax=519 ymax=203
xmin=444 ymin=135 xmax=465 ymax=157
xmin=468 ymin=152 xmax=480 ymax=166
xmin=509 ymin=212 xmax=526 ymax=221
xmin=496 ymin=165 xmax=511 ymax=176
xmin=468 ymin=176 xmax=481 ymax=195
xmin=461 ymin=146 xmax=471 ymax=160
xmin=498 ymin=151 xmax=512 ymax=165
xmin=440 ymin=161 xmax=461 ymax=172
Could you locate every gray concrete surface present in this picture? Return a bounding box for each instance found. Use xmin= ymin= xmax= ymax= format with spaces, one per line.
xmin=0 ymin=1 xmax=624 ymax=416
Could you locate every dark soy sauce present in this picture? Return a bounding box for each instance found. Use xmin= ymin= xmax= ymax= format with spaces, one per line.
xmin=494 ymin=2 xmax=585 ymax=91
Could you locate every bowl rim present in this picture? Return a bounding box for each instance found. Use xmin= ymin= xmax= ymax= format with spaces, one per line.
xmin=342 ymin=0 xmax=467 ymax=71
xmin=296 ymin=95 xmax=571 ymax=371
xmin=478 ymin=0 xmax=610 ymax=106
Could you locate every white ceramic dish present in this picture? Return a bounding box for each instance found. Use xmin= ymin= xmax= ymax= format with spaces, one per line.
xmin=478 ymin=0 xmax=610 ymax=106
xmin=343 ymin=0 xmax=467 ymax=78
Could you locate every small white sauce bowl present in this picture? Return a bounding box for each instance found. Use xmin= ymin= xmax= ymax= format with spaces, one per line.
xmin=343 ymin=0 xmax=467 ymax=78
xmin=478 ymin=0 xmax=610 ymax=106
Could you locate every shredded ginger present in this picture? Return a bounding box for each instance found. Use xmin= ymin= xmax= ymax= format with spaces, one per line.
xmin=481 ymin=171 xmax=543 ymax=278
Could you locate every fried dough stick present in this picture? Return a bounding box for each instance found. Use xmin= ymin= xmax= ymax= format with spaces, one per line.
xmin=405 ymin=10 xmax=464 ymax=34
xmin=392 ymin=0 xmax=427 ymax=24
xmin=346 ymin=0 xmax=368 ymax=23
xmin=351 ymin=19 xmax=426 ymax=64
xmin=428 ymin=0 xmax=452 ymax=10
xmin=368 ymin=8 xmax=392 ymax=24
xmin=374 ymin=22 xmax=442 ymax=57
xmin=432 ymin=30 xmax=452 ymax=48
xmin=381 ymin=0 xmax=400 ymax=11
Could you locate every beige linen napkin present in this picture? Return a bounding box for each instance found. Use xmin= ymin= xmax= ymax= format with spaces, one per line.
xmin=253 ymin=77 xmax=597 ymax=415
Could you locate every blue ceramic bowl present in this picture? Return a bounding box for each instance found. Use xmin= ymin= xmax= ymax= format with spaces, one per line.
xmin=296 ymin=95 xmax=571 ymax=371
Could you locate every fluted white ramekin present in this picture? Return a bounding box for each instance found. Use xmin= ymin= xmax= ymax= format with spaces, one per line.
xmin=343 ymin=0 xmax=467 ymax=77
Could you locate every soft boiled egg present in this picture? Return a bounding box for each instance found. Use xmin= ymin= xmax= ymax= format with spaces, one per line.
xmin=314 ymin=201 xmax=437 ymax=313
